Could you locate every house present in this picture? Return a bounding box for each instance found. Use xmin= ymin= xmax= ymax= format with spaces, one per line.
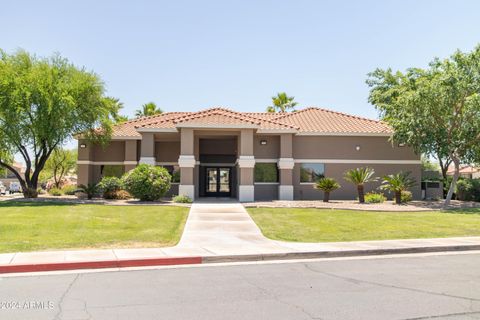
xmin=447 ymin=165 xmax=480 ymax=179
xmin=76 ymin=107 xmax=421 ymax=201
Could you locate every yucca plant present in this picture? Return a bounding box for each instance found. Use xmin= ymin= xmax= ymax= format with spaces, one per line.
xmin=381 ymin=171 xmax=417 ymax=204
xmin=77 ymin=183 xmax=99 ymax=200
xmin=314 ymin=177 xmax=341 ymax=202
xmin=344 ymin=167 xmax=377 ymax=203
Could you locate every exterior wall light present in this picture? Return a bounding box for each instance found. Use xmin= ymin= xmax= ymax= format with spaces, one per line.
xmin=80 ymin=143 xmax=87 ymax=148
xmin=260 ymin=140 xmax=267 ymax=145
xmin=355 ymin=145 xmax=361 ymax=151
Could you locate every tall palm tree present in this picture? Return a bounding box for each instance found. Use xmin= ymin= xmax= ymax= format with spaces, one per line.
xmin=266 ymin=92 xmax=298 ymax=113
xmin=105 ymin=97 xmax=129 ymax=123
xmin=314 ymin=177 xmax=341 ymax=202
xmin=135 ymin=102 xmax=163 ymax=118
xmin=381 ymin=171 xmax=417 ymax=204
xmin=344 ymin=167 xmax=377 ymax=203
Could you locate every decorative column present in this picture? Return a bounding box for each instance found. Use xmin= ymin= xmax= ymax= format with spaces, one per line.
xmin=238 ymin=129 xmax=255 ymax=202
xmin=278 ymin=133 xmax=294 ymax=200
xmin=77 ymin=140 xmax=93 ymax=186
xmin=178 ymin=128 xmax=195 ymax=199
xmin=124 ymin=140 xmax=138 ymax=172
xmin=139 ymin=132 xmax=156 ymax=165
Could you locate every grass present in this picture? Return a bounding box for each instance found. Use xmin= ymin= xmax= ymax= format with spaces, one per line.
xmin=0 ymin=201 xmax=189 ymax=253
xmin=247 ymin=207 xmax=480 ymax=242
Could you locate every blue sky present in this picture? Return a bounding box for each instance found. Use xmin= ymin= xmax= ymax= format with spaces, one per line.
xmin=1 ymin=0 xmax=479 ymax=121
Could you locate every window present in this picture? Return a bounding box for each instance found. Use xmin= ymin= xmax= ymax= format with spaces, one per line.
xmin=300 ymin=163 xmax=325 ymax=183
xmin=254 ymin=163 xmax=278 ymax=183
xmin=163 ymin=165 xmax=180 ymax=183
xmin=100 ymin=165 xmax=124 ymax=178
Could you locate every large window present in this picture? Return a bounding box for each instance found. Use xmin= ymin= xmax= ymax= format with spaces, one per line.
xmin=163 ymin=165 xmax=180 ymax=183
xmin=300 ymin=163 xmax=325 ymax=183
xmin=254 ymin=163 xmax=278 ymax=183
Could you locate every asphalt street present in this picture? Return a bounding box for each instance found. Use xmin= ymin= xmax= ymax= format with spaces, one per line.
xmin=1 ymin=252 xmax=480 ymax=320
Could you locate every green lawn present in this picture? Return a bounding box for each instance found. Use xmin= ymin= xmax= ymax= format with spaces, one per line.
xmin=247 ymin=207 xmax=480 ymax=242
xmin=0 ymin=202 xmax=189 ymax=253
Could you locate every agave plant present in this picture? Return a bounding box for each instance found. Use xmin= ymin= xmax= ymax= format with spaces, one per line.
xmin=314 ymin=177 xmax=341 ymax=202
xmin=344 ymin=167 xmax=377 ymax=203
xmin=381 ymin=171 xmax=417 ymax=204
xmin=77 ymin=183 xmax=99 ymax=200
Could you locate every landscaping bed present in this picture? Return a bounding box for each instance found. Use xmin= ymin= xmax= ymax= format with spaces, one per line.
xmin=0 ymin=201 xmax=189 ymax=253
xmin=247 ymin=207 xmax=480 ymax=242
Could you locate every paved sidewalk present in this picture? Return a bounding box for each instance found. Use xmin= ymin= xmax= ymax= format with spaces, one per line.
xmin=1 ymin=200 xmax=480 ymax=273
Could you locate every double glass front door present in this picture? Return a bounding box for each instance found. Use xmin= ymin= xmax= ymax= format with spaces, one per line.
xmin=206 ymin=167 xmax=231 ymax=197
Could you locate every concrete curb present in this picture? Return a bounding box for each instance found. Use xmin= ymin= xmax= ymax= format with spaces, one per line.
xmin=1 ymin=244 xmax=479 ymax=275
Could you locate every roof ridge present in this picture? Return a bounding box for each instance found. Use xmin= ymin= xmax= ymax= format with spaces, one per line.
xmin=173 ymin=107 xmax=261 ymax=125
xmin=276 ymin=107 xmax=384 ymax=125
xmin=114 ymin=111 xmax=191 ymax=127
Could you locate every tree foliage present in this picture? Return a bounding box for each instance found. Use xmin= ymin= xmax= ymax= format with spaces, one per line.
xmin=0 ymin=49 xmax=119 ymax=197
xmin=367 ymin=45 xmax=480 ymax=205
xmin=135 ymin=102 xmax=163 ymax=117
xmin=344 ymin=167 xmax=377 ymax=203
xmin=42 ymin=148 xmax=77 ymax=188
xmin=266 ymin=92 xmax=298 ymax=112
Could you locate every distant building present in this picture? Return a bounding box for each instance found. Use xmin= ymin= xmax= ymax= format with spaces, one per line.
xmin=447 ymin=165 xmax=480 ymax=179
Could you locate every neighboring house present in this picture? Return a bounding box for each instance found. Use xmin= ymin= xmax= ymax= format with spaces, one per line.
xmin=447 ymin=165 xmax=480 ymax=179
xmin=0 ymin=161 xmax=26 ymax=187
xmin=76 ymin=107 xmax=421 ymax=201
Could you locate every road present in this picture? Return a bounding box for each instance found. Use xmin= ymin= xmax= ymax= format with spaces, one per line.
xmin=1 ymin=252 xmax=480 ymax=320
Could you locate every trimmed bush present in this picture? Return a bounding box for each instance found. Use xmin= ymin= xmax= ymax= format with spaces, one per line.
xmin=48 ymin=188 xmax=63 ymax=196
xmin=364 ymin=192 xmax=386 ymax=203
xmin=456 ymin=179 xmax=480 ymax=201
xmin=98 ymin=176 xmax=124 ymax=199
xmin=401 ymin=190 xmax=413 ymax=203
xmin=122 ymin=164 xmax=171 ymax=201
xmin=62 ymin=185 xmax=78 ymax=195
xmin=172 ymin=195 xmax=192 ymax=203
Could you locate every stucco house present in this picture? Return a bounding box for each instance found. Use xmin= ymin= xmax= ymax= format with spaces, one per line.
xmin=76 ymin=107 xmax=421 ymax=201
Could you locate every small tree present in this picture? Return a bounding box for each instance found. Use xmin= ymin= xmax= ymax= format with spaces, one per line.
xmin=344 ymin=167 xmax=377 ymax=203
xmin=122 ymin=164 xmax=171 ymax=201
xmin=381 ymin=171 xmax=417 ymax=204
xmin=314 ymin=177 xmax=340 ymax=202
xmin=43 ymin=148 xmax=77 ymax=188
xmin=266 ymin=92 xmax=297 ymax=113
xmin=135 ymin=102 xmax=163 ymax=118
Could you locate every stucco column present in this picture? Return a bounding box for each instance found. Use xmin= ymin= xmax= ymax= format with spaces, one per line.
xmin=238 ymin=129 xmax=255 ymax=202
xmin=139 ymin=132 xmax=156 ymax=165
xmin=77 ymin=140 xmax=93 ymax=186
xmin=124 ymin=140 xmax=138 ymax=172
xmin=278 ymin=133 xmax=294 ymax=200
xmin=178 ymin=128 xmax=195 ymax=199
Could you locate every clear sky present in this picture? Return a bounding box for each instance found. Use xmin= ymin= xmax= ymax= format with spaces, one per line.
xmin=1 ymin=0 xmax=479 ymax=120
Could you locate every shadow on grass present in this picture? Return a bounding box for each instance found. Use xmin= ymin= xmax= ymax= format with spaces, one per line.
xmin=0 ymin=200 xmax=80 ymax=207
xmin=440 ymin=208 xmax=480 ymax=215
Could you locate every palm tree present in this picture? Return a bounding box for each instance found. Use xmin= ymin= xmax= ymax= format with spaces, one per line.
xmin=314 ymin=177 xmax=341 ymax=202
xmin=266 ymin=92 xmax=298 ymax=113
xmin=381 ymin=171 xmax=417 ymax=204
xmin=105 ymin=97 xmax=129 ymax=123
xmin=344 ymin=167 xmax=377 ymax=203
xmin=135 ymin=102 xmax=163 ymax=118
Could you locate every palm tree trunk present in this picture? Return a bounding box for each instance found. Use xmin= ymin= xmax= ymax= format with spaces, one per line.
xmin=358 ymin=185 xmax=365 ymax=203
xmin=323 ymin=191 xmax=330 ymax=203
xmin=395 ymin=191 xmax=402 ymax=204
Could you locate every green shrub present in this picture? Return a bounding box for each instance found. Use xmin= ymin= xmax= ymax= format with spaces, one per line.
xmin=364 ymin=192 xmax=386 ymax=203
xmin=62 ymin=185 xmax=78 ymax=195
xmin=98 ymin=176 xmax=124 ymax=199
xmin=401 ymin=190 xmax=413 ymax=203
xmin=48 ymin=187 xmax=63 ymax=196
xmin=172 ymin=195 xmax=192 ymax=203
xmin=456 ymin=179 xmax=480 ymax=201
xmin=77 ymin=184 xmax=99 ymax=200
xmin=122 ymin=164 xmax=171 ymax=201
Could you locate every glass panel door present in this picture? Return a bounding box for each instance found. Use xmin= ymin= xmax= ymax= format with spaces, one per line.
xmin=219 ymin=168 xmax=230 ymax=193
xmin=207 ymin=168 xmax=217 ymax=193
xmin=204 ymin=167 xmax=231 ymax=197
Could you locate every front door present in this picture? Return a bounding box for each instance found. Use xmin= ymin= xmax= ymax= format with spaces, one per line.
xmin=205 ymin=167 xmax=231 ymax=197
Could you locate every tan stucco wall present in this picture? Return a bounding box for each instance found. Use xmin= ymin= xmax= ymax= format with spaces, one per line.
xmin=239 ymin=129 xmax=254 ymax=156
xmin=239 ymin=167 xmax=254 ymax=185
xmin=125 ymin=140 xmax=138 ymax=161
xmin=280 ymin=134 xmax=293 ymax=158
xmin=293 ymin=163 xmax=422 ymax=200
xmin=155 ymin=141 xmax=180 ymax=162
xmin=254 ymin=135 xmax=279 ymax=159
xmin=140 ymin=132 xmax=155 ymax=158
xmin=293 ymin=136 xmax=418 ymax=160
xmin=199 ymin=138 xmax=237 ymax=155
xmin=92 ymin=141 xmax=125 ymax=162
xmin=77 ymin=140 xmax=93 ymax=161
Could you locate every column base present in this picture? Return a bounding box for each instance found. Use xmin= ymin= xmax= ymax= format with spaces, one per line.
xmin=279 ymin=185 xmax=294 ymax=200
xmin=238 ymin=185 xmax=254 ymax=202
xmin=178 ymin=184 xmax=195 ymax=200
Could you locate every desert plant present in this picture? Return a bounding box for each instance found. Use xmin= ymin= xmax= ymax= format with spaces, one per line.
xmin=172 ymin=194 xmax=193 ymax=203
xmin=381 ymin=171 xmax=417 ymax=204
xmin=364 ymin=192 xmax=386 ymax=204
xmin=111 ymin=190 xmax=132 ymax=200
xmin=314 ymin=177 xmax=341 ymax=202
xmin=344 ymin=167 xmax=377 ymax=203
xmin=48 ymin=187 xmax=63 ymax=196
xmin=122 ymin=164 xmax=171 ymax=201
xmin=77 ymin=183 xmax=99 ymax=200
xmin=61 ymin=185 xmax=78 ymax=195
xmin=97 ymin=176 xmax=124 ymax=199
xmin=401 ymin=190 xmax=413 ymax=203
